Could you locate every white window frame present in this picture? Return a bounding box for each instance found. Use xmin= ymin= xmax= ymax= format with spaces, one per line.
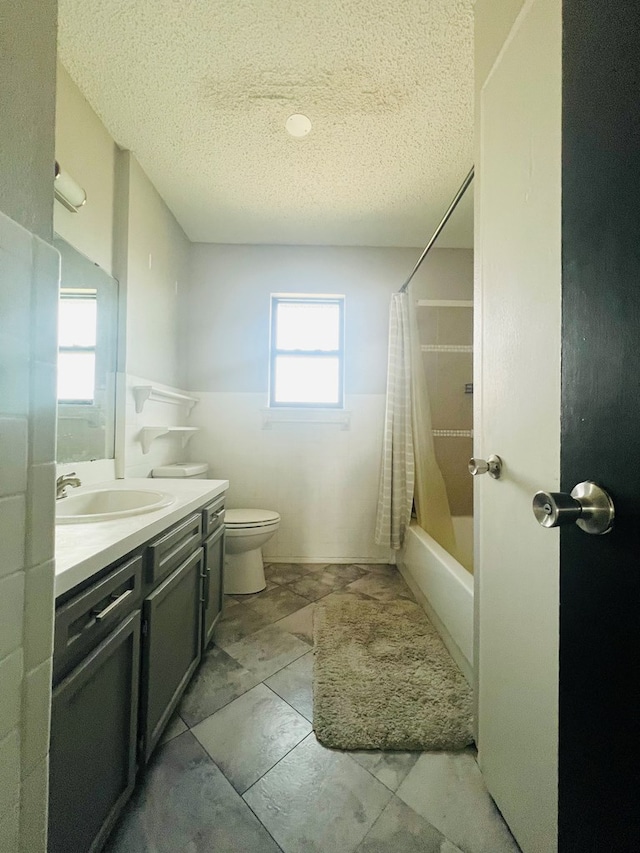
xmin=269 ymin=294 xmax=345 ymax=409
xmin=57 ymin=289 xmax=98 ymax=404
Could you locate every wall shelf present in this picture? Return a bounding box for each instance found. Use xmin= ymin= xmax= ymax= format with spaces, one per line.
xmin=421 ymin=345 xmax=473 ymax=353
xmin=417 ymin=299 xmax=474 ymax=308
xmin=432 ymin=429 xmax=473 ymax=438
xmin=133 ymin=385 xmax=199 ymax=415
xmin=138 ymin=426 xmax=199 ymax=455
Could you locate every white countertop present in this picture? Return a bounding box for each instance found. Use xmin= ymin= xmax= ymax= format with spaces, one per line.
xmin=55 ymin=478 xmax=229 ymax=598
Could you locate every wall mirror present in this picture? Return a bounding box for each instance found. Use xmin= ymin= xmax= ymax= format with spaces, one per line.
xmin=54 ymin=237 xmax=118 ymax=464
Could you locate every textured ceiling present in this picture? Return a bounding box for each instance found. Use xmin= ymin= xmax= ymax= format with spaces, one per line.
xmin=58 ymin=0 xmax=473 ymax=247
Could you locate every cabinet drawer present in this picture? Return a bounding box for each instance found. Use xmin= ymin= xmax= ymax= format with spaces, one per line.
xmin=202 ymin=494 xmax=226 ymax=537
xmin=53 ymin=555 xmax=142 ymax=685
xmin=146 ymin=512 xmax=202 ymax=585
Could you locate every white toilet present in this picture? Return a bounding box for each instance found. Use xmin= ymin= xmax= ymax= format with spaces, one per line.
xmin=224 ymin=509 xmax=281 ymax=595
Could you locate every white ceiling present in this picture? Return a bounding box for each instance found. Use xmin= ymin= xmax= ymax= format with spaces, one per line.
xmin=58 ymin=0 xmax=473 ymax=248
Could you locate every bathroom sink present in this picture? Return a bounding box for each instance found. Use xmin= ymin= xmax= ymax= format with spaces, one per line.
xmin=56 ymin=488 xmax=175 ymax=523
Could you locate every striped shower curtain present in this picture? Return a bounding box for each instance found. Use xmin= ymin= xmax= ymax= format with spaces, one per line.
xmin=375 ymin=293 xmax=415 ymax=549
xmin=375 ymin=291 xmax=455 ymax=553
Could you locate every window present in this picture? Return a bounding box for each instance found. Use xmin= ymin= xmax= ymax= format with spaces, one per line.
xmin=269 ymin=295 xmax=345 ymax=407
xmin=57 ymin=291 xmax=97 ymax=403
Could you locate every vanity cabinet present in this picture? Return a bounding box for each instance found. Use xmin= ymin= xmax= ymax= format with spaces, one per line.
xmin=48 ymin=557 xmax=142 ymax=853
xmin=50 ymin=489 xmax=227 ymax=851
xmin=139 ymin=545 xmax=203 ymax=763
xmin=201 ymin=494 xmax=226 ymax=650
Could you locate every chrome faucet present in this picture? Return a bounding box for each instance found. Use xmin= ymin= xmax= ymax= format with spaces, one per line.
xmin=56 ymin=473 xmax=81 ymax=500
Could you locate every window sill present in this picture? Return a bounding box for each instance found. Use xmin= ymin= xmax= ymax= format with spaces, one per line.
xmin=261 ymin=407 xmax=351 ymax=430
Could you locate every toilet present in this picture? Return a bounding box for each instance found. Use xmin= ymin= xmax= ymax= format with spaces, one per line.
xmin=224 ymin=509 xmax=281 ymax=594
xmin=150 ymin=463 xmax=279 ymax=596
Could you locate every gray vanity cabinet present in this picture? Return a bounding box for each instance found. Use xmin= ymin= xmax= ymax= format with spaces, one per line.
xmin=139 ymin=514 xmax=204 ymax=763
xmin=202 ymin=495 xmax=226 ymax=650
xmin=50 ymin=489 xmax=228 ymax=851
xmin=48 ymin=571 xmax=141 ymax=853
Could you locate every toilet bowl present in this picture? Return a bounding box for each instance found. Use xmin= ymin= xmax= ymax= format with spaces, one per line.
xmin=224 ymin=509 xmax=280 ymax=594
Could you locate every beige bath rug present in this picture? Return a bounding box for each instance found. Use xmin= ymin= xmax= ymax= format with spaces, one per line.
xmin=313 ymin=598 xmax=473 ymax=751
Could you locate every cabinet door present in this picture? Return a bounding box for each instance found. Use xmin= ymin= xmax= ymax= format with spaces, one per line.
xmin=202 ymin=523 xmax=225 ymax=650
xmin=140 ymin=547 xmax=203 ymax=763
xmin=48 ymin=610 xmax=140 ymax=853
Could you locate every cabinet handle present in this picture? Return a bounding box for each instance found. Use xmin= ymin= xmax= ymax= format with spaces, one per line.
xmin=91 ymin=588 xmax=133 ymax=621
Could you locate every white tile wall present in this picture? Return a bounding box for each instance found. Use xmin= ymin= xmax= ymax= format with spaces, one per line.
xmin=189 ymin=392 xmax=393 ymax=563
xmin=0 ymin=210 xmax=58 ymax=853
xmin=118 ymin=373 xmax=201 ymax=479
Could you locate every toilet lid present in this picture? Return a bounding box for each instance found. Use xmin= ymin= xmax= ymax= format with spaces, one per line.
xmin=225 ymin=508 xmax=280 ymax=528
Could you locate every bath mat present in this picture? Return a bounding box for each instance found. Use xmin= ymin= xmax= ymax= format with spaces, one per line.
xmin=313 ymin=598 xmax=473 ymax=751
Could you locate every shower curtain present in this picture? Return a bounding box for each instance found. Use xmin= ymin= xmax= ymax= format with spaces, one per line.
xmin=375 ymin=291 xmax=456 ymax=554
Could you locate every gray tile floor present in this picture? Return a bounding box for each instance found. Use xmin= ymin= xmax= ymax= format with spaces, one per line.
xmin=106 ymin=562 xmax=520 ymax=853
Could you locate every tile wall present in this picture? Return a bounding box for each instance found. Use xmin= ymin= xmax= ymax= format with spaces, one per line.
xmin=0 ymin=212 xmax=59 ymax=852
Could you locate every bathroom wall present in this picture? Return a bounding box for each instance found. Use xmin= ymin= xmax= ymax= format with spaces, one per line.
xmin=54 ymin=69 xmax=192 ymax=477
xmin=54 ymin=63 xmax=117 ymax=275
xmin=185 ymin=244 xmax=471 ymax=561
xmin=0 ymin=0 xmax=57 ymax=240
xmin=0 ymin=5 xmax=59 ymax=849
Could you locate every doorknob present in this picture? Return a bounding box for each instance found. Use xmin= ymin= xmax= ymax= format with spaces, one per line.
xmin=532 ymin=481 xmax=614 ymax=535
xmin=468 ymin=455 xmax=502 ymax=479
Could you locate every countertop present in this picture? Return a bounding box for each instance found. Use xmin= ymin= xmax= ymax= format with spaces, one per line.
xmin=55 ymin=478 xmax=229 ymax=598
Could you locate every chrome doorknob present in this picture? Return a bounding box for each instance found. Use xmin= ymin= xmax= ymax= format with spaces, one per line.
xmin=532 ymin=481 xmax=614 ymax=535
xmin=468 ymin=455 xmax=502 ymax=479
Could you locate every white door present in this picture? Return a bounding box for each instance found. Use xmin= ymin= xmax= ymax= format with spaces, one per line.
xmin=475 ymin=0 xmax=561 ymax=851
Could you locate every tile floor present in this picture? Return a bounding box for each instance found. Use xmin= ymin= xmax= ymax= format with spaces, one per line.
xmin=105 ymin=562 xmax=520 ymax=853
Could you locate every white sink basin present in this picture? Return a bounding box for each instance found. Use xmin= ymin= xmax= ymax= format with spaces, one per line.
xmin=56 ymin=488 xmax=175 ymax=523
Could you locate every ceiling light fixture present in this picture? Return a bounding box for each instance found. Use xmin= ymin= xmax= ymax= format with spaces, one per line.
xmin=285 ymin=114 xmax=312 ymax=138
xmin=54 ymin=161 xmax=87 ymax=212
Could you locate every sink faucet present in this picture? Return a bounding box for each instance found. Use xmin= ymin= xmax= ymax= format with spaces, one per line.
xmin=56 ymin=473 xmax=81 ymax=500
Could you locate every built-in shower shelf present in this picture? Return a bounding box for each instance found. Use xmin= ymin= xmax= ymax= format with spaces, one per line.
xmin=138 ymin=426 xmax=200 ymax=455
xmin=417 ymin=299 xmax=473 ymax=308
xmin=133 ymin=385 xmax=199 ymax=415
xmin=432 ymin=429 xmax=473 ymax=438
xmin=421 ymin=345 xmax=473 ymax=353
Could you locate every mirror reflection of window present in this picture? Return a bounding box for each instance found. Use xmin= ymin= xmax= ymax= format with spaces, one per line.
xmin=57 ymin=291 xmax=98 ymax=403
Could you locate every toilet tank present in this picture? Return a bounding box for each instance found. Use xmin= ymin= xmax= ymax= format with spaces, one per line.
xmin=151 ymin=463 xmax=209 ymax=479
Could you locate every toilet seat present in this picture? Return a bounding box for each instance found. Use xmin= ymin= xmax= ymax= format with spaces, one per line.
xmin=225 ymin=508 xmax=280 ymax=529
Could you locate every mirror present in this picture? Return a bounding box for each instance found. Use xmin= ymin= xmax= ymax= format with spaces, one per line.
xmin=54 ymin=237 xmax=118 ymax=463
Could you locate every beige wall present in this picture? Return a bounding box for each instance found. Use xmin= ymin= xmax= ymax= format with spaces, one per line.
xmin=54 ymin=68 xmax=190 ymax=390
xmin=122 ymin=154 xmax=190 ymax=388
xmin=0 ymin=0 xmax=57 ymax=239
xmin=54 ymin=63 xmax=117 ymax=275
xmin=186 ymin=244 xmax=427 ymax=394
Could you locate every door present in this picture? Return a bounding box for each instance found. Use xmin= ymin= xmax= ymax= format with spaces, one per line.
xmin=140 ymin=547 xmax=203 ymax=763
xmin=558 ymin=2 xmax=640 ymax=848
xmin=477 ymin=1 xmax=640 ymax=850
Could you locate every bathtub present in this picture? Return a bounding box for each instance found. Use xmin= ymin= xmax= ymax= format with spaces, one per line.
xmin=397 ymin=518 xmax=474 ymax=683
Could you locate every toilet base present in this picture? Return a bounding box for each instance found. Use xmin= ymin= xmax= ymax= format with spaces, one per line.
xmin=224 ymin=547 xmax=267 ymax=595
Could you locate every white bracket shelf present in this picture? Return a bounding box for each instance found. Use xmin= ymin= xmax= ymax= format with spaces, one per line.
xmin=133 ymin=385 xmax=199 ymax=415
xmin=139 ymin=426 xmax=199 ymax=455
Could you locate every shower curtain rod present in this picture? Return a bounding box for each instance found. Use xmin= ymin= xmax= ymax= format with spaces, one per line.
xmin=399 ymin=166 xmax=475 ymax=294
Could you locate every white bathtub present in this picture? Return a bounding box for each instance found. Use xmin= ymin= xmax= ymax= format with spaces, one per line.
xmin=397 ymin=518 xmax=474 ymax=683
